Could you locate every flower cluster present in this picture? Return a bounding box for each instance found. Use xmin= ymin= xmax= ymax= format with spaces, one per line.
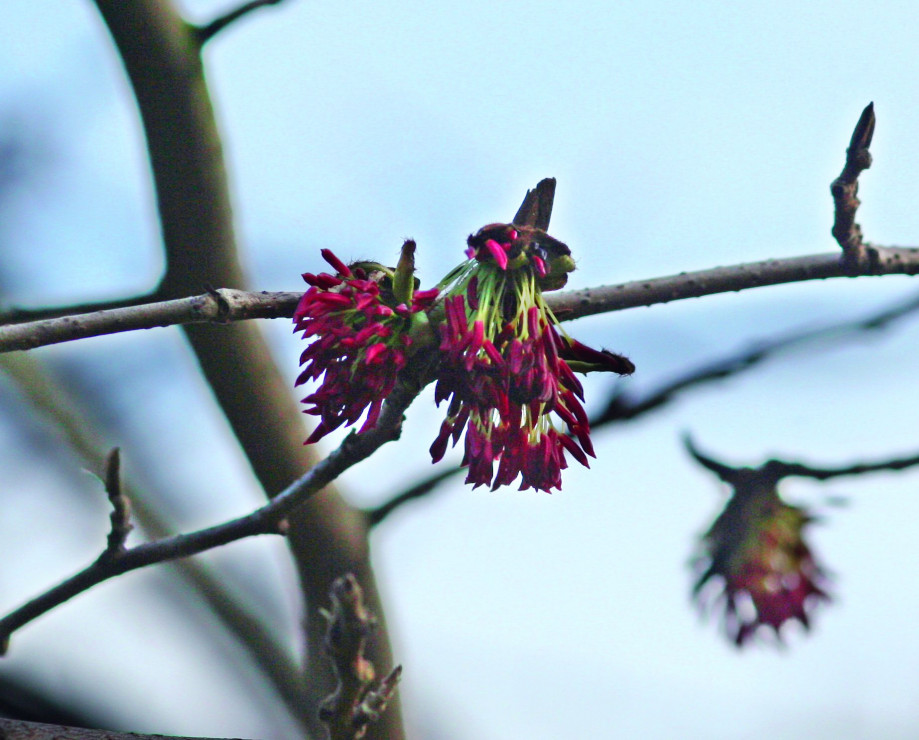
xmin=693 ymin=484 xmax=830 ymax=646
xmin=294 ymin=225 xmax=634 ymax=493
xmin=293 ymin=247 xmax=438 ymax=444
xmin=430 ymin=224 xmax=634 ymax=492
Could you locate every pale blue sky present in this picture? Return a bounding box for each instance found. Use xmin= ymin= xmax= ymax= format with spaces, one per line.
xmin=3 ymin=2 xmax=919 ymax=738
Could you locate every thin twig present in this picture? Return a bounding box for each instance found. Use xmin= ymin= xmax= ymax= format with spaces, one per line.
xmin=0 ymin=377 xmax=421 ymax=655
xmin=548 ymin=248 xmax=919 ymax=322
xmin=365 ymin=468 xmax=458 ymax=527
xmin=831 ymin=102 xmax=876 ymax=270
xmin=769 ymin=452 xmax=919 ymax=482
xmin=683 ymin=434 xmax=748 ymax=483
xmin=5 ymin=249 xmax=919 ymax=354
xmin=0 ymin=289 xmax=300 ymax=352
xmin=196 ymin=0 xmax=287 ymax=45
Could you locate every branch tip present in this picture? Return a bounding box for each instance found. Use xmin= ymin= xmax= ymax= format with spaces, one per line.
xmin=848 ymin=102 xmax=876 ymax=152
xmin=831 ymin=103 xmax=878 ymax=267
xmin=683 ymin=434 xmax=740 ymax=481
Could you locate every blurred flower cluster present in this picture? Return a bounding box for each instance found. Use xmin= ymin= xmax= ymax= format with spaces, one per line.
xmin=693 ymin=482 xmax=830 ymax=646
xmin=294 ymin=226 xmax=634 ymax=492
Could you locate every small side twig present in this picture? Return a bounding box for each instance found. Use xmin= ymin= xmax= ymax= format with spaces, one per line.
xmin=318 ymin=574 xmax=402 ymax=740
xmin=0 ymin=352 xmax=312 ymax=730
xmin=831 ymin=102 xmax=876 ymax=271
xmin=101 ymin=448 xmax=132 ymax=559
xmin=683 ymin=435 xmax=740 ymax=482
xmin=0 ymin=377 xmax=422 ymax=654
xmin=365 ymin=468 xmax=457 ymax=527
xmin=195 ymin=0 xmax=287 ymax=45
xmin=772 ymin=451 xmax=919 ymax=482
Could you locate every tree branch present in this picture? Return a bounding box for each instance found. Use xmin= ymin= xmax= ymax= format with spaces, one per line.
xmin=195 ymin=0 xmax=287 ymax=45
xmin=91 ymin=5 xmax=401 ymax=731
xmin=0 ymin=376 xmax=421 ymax=655
xmin=594 ymin=286 xmax=919 ymax=425
xmin=365 ymin=468 xmax=458 ymax=528
xmin=0 ymin=291 xmax=161 ymax=326
xmin=768 ymin=450 xmax=919 ymax=482
xmin=0 ymin=289 xmax=300 ymax=351
xmin=5 ymin=249 xmax=919 ymax=354
xmin=547 ymin=248 xmax=919 ymax=321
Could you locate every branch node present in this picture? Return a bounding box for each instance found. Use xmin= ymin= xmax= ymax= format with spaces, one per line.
xmin=204 ymin=285 xmax=232 ymax=323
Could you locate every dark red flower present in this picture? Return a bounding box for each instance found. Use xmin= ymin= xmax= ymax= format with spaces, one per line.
xmin=693 ymin=484 xmax=830 ymax=646
xmin=294 ymin=249 xmax=438 ymax=443
xmin=430 ymin=224 xmax=633 ymax=492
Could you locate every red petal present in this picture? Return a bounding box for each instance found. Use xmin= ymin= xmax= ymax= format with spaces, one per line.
xmin=484 ymin=239 xmax=509 ymax=270
xmin=321 ymin=249 xmax=352 ymax=276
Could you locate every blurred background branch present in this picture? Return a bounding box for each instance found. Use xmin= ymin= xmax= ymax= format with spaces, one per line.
xmin=367 ymin=283 xmax=919 ymax=527
xmin=0 ymin=371 xmax=422 ymax=656
xmin=93 ymin=0 xmax=401 ymax=736
xmin=0 ymin=351 xmax=311 ymax=729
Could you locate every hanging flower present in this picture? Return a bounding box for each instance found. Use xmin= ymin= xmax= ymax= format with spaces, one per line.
xmin=693 ymin=483 xmax=830 ymax=646
xmin=430 ymin=223 xmax=634 ymax=493
xmin=294 ymin=245 xmax=438 ymax=444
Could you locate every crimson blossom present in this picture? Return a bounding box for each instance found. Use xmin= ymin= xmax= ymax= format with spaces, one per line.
xmin=430 ymin=223 xmax=634 ymax=492
xmin=293 ymin=247 xmax=438 ymax=444
xmin=294 ymin=227 xmax=634 ymax=493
